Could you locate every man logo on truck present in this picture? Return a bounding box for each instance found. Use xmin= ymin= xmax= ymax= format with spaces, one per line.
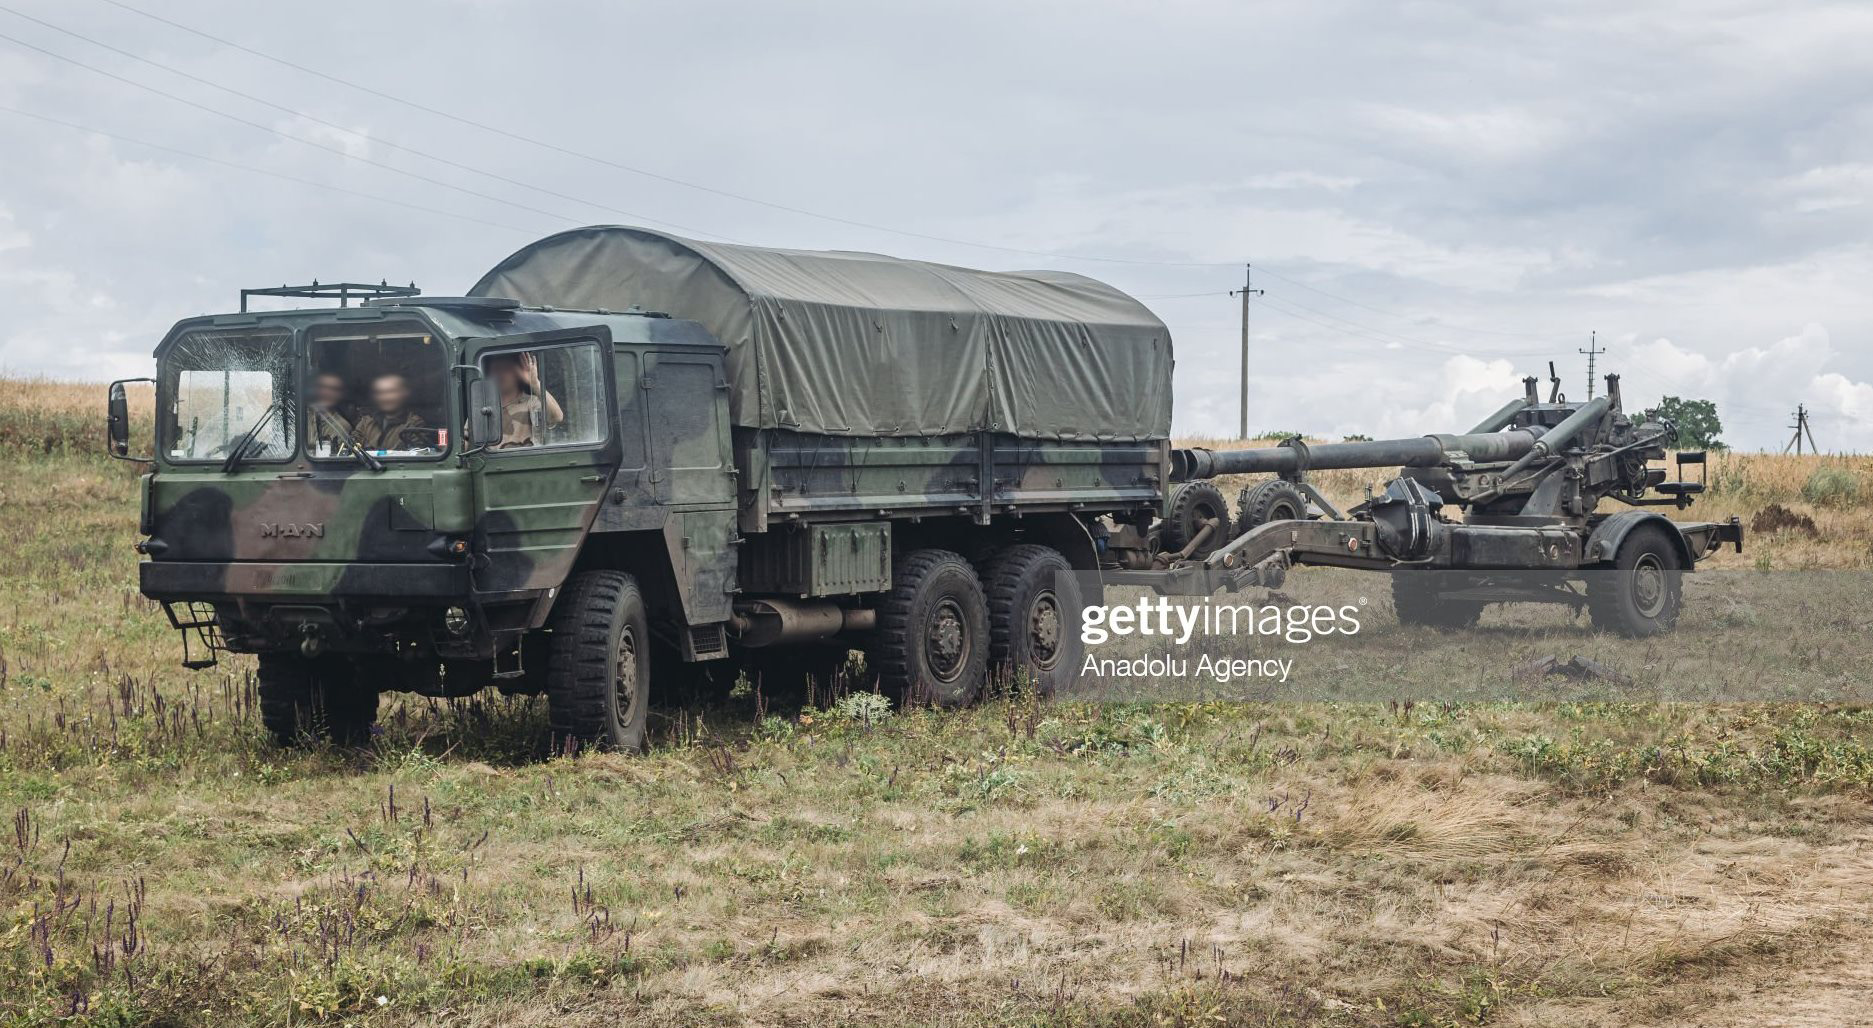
xmin=258 ymin=523 xmax=325 ymax=539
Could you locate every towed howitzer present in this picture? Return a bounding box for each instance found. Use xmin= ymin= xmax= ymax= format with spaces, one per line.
xmin=1123 ymin=373 xmax=1744 ymax=636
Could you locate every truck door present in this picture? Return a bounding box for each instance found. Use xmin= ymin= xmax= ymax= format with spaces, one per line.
xmin=468 ymin=329 xmax=619 ymax=597
xmin=643 ymin=349 xmax=734 ymax=507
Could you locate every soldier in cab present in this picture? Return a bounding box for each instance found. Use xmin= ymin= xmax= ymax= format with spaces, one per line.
xmin=307 ymin=371 xmax=357 ymax=455
xmin=485 ymin=352 xmax=563 ymax=448
xmin=353 ymin=373 xmax=430 ymax=451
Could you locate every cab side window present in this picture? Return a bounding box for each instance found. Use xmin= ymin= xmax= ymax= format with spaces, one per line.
xmin=480 ymin=343 xmax=606 ymax=450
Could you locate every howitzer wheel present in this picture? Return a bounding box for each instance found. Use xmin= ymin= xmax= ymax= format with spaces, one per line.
xmin=1587 ymin=525 xmax=1683 ymax=638
xmin=1161 ymin=482 xmax=1231 ymax=559
xmin=545 ymin=570 xmax=651 ymax=752
xmin=1236 ymin=480 xmax=1310 ymax=534
xmin=982 ymin=544 xmax=1082 ymax=697
xmin=257 ymin=653 xmax=378 ymax=747
xmin=1390 ymin=573 xmax=1485 ymax=630
xmin=868 ymin=549 xmax=989 ymax=708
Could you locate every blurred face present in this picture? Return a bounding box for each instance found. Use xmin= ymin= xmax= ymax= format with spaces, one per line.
xmin=311 ymin=374 xmax=345 ymax=408
xmin=371 ymin=375 xmax=411 ymax=414
xmin=487 ymin=356 xmax=521 ymax=396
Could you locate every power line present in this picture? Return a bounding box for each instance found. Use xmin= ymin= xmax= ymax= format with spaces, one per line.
xmin=0 ymin=29 xmax=608 ymax=228
xmin=46 ymin=0 xmax=1566 ymax=353
xmin=1784 ymin=404 xmax=1819 ymax=454
xmin=1231 ymin=265 xmax=1263 ymax=440
xmin=86 ymin=0 xmax=1232 ymax=269
xmin=0 ymin=21 xmax=760 ymax=245
xmin=0 ymin=104 xmax=542 ymax=234
xmin=0 ymin=3 xmax=745 ymax=243
xmin=77 ymin=0 xmax=1575 ymax=356
xmin=68 ymin=0 xmax=1573 ymax=350
xmin=1243 ymin=264 xmax=1563 ymax=339
xmin=1259 ymin=293 xmax=1553 ymax=360
xmin=1579 ymin=331 xmax=1604 ymax=399
xmin=1257 ymin=298 xmax=1534 ymax=364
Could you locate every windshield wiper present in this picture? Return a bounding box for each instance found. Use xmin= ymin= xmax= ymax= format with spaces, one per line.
xmin=314 ymin=406 xmax=384 ymax=472
xmin=220 ymin=401 xmax=280 ymax=473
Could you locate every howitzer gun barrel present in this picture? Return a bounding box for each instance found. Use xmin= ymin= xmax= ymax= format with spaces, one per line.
xmin=1492 ymin=394 xmax=1611 ymax=484
xmin=1172 ymin=428 xmax=1541 ymax=481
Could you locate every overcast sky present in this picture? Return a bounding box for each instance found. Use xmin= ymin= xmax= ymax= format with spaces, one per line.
xmin=1 ymin=0 xmax=1869 ymax=450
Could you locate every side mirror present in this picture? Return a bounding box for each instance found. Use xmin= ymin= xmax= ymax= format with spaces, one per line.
xmin=467 ymin=376 xmax=501 ymax=448
xmin=107 ymin=378 xmax=155 ymax=461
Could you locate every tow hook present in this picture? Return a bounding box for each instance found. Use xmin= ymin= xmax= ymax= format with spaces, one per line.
xmin=298 ymin=623 xmax=326 ymax=658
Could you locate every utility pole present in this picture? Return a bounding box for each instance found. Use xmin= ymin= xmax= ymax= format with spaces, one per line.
xmin=1784 ymin=404 xmax=1819 ymax=454
xmin=1231 ymin=264 xmax=1263 ymax=440
xmin=1578 ymin=331 xmax=1605 ymax=399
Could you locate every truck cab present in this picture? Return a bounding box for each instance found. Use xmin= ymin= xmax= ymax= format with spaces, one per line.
xmin=120 ymin=292 xmax=739 ymax=749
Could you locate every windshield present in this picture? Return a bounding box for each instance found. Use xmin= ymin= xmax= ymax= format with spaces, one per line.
xmin=160 ymin=328 xmax=296 ymax=463
xmin=308 ymin=324 xmax=450 ymax=460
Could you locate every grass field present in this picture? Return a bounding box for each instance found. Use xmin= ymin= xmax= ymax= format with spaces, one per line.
xmin=2 ymin=380 xmax=1871 ymax=1026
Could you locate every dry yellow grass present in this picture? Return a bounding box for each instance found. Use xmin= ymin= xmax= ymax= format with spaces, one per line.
xmin=2 ymin=381 xmax=1871 ymax=1025
xmin=1184 ymin=433 xmax=1873 ymax=570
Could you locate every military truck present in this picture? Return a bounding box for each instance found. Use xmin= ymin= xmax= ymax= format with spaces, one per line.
xmin=112 ymin=226 xmax=1740 ymax=751
xmin=113 ymin=227 xmax=1171 ymax=749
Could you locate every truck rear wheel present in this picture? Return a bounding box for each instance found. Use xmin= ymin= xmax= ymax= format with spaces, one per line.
xmin=546 ymin=570 xmax=651 ymax=753
xmin=1390 ymin=573 xmax=1485 ymax=630
xmin=1587 ymin=525 xmax=1683 ymax=638
xmin=983 ymin=544 xmax=1081 ymax=696
xmin=869 ymin=549 xmax=989 ymax=707
xmin=257 ymin=653 xmax=378 ymax=747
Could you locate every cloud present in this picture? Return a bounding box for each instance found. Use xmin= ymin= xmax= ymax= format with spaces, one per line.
xmin=0 ymin=0 xmax=1868 ymax=451
xmin=1630 ymin=326 xmax=1873 ymax=450
xmin=0 ymin=208 xmax=27 ymax=252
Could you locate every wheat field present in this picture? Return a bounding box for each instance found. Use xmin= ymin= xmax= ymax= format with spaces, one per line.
xmin=1 ymin=380 xmax=1870 ymax=1026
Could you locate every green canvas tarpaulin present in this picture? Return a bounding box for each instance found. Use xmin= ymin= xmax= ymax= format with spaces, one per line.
xmin=469 ymin=227 xmax=1173 ymax=441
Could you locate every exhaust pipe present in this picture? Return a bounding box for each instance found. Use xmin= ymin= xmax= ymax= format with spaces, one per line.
xmin=732 ymin=599 xmax=876 ymax=648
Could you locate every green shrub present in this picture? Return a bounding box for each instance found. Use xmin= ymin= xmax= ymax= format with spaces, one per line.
xmin=1801 ymin=466 xmax=1861 ymax=508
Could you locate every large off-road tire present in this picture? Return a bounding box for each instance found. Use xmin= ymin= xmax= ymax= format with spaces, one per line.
xmin=1235 ymin=480 xmax=1309 ymax=534
xmin=982 ymin=544 xmax=1082 ymax=697
xmin=545 ymin=570 xmax=651 ymax=753
xmin=1586 ymin=525 xmax=1683 ymax=638
xmin=868 ymin=549 xmax=990 ymax=707
xmin=1390 ymin=573 xmax=1486 ymax=630
xmin=257 ymin=653 xmax=378 ymax=747
xmin=1160 ymin=481 xmax=1231 ymax=559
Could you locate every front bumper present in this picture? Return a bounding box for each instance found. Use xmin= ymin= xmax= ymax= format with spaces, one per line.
xmin=140 ymin=560 xmax=468 ymax=601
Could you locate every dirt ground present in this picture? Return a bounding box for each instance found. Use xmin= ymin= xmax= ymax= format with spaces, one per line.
xmin=2 ymin=384 xmax=1870 ymax=1026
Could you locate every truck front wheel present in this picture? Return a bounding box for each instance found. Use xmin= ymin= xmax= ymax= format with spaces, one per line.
xmin=546 ymin=570 xmax=651 ymax=752
xmin=869 ymin=549 xmax=990 ymax=707
xmin=1587 ymin=525 xmax=1683 ymax=638
xmin=983 ymin=544 xmax=1081 ymax=696
xmin=257 ymin=653 xmax=378 ymax=747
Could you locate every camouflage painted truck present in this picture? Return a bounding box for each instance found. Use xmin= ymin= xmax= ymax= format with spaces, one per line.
xmin=113 ymin=227 xmax=1171 ymax=749
xmin=111 ymin=226 xmax=1742 ymax=750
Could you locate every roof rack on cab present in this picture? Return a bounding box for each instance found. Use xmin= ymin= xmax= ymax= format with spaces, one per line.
xmin=362 ymin=295 xmax=520 ymax=313
xmin=239 ymin=280 xmax=419 ymax=312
